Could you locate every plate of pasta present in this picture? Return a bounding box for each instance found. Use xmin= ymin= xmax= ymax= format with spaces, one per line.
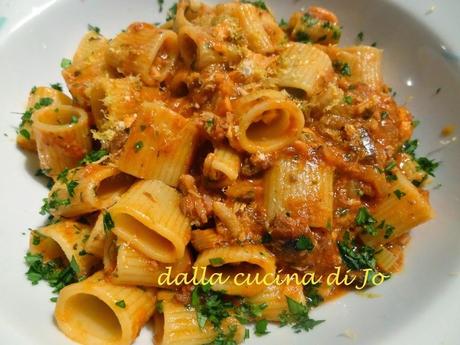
xmin=0 ymin=0 xmax=459 ymax=344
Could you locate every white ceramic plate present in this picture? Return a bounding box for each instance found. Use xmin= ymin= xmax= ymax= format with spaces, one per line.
xmin=0 ymin=1 xmax=459 ymax=344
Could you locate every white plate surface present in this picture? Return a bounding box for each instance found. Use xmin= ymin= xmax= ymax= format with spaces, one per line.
xmin=0 ymin=1 xmax=459 ymax=344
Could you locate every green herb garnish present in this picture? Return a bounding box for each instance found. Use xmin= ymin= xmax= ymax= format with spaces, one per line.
xmin=103 ymin=212 xmax=115 ymax=233
xmin=279 ymin=297 xmax=324 ymax=333
xmin=295 ymin=236 xmax=314 ymax=251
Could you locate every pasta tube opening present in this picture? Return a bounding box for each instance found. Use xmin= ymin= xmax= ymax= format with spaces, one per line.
xmin=179 ymin=31 xmax=198 ymax=66
xmin=64 ymin=294 xmax=122 ymax=342
xmin=150 ymin=31 xmax=178 ymax=82
xmin=109 ymin=180 xmax=191 ymax=263
xmin=107 ymin=23 xmax=178 ymax=85
xmin=95 ymin=173 xmax=134 ymax=205
xmin=232 ymin=90 xmax=304 ymax=153
xmin=112 ymin=214 xmax=176 ymax=261
xmin=49 ymin=165 xmax=133 ymax=218
xmin=32 ymin=105 xmax=91 ymax=175
xmin=55 ymin=271 xmax=156 ymax=345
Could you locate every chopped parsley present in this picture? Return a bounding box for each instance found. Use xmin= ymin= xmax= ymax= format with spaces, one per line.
xmin=295 ymin=236 xmax=314 ymax=251
xmin=50 ymin=83 xmax=63 ymax=91
xmin=357 ymin=31 xmax=364 ymax=42
xmin=355 ymin=207 xmax=377 ymax=236
xmin=371 ymin=42 xmax=377 ymax=47
xmin=279 ymin=18 xmax=288 ymax=29
xmin=384 ymin=161 xmax=398 ymax=182
xmin=32 ymin=233 xmax=42 ymax=246
xmin=57 ymin=168 xmax=69 ymax=182
xmin=19 ymin=97 xmax=55 ymax=131
xmin=255 ymin=319 xmax=269 ymax=336
xmin=279 ymin=297 xmax=324 ymax=333
xmin=40 ymin=191 xmax=70 ymax=215
xmin=69 ymin=256 xmax=80 ymax=274
xmin=295 ymin=31 xmax=311 ymax=43
xmin=39 ymin=97 xmax=53 ymax=108
xmin=166 ymin=3 xmax=177 ymax=21
xmin=156 ymin=300 xmax=164 ymax=313
xmin=70 ymin=115 xmax=79 ymax=124
xmin=204 ymin=118 xmax=215 ymax=133
xmin=87 ymin=24 xmax=100 ymax=34
xmin=337 ymin=232 xmax=376 ymax=270
xmin=19 ymin=128 xmax=30 ymax=139
xmin=205 ymin=326 xmax=238 ymax=345
xmin=435 ymin=87 xmax=442 ymax=95
xmin=234 ymin=301 xmax=267 ymax=324
xmin=191 ymin=284 xmax=233 ymax=329
xmin=393 ymin=189 xmax=406 ymax=199
xmin=61 ymin=58 xmax=72 ymax=69
xmin=157 ymin=0 xmax=164 ymax=12
xmin=401 ymin=139 xmax=418 ymax=156
xmin=134 ymin=141 xmax=144 ymax=152
xmin=115 ymin=300 xmax=126 ymax=308
xmin=103 ymin=212 xmax=115 ymax=233
xmin=209 ymin=257 xmax=225 ymax=265
xmin=302 ymin=13 xmax=319 ymax=27
xmin=400 ymin=139 xmax=440 ymax=178
xmin=380 ymin=221 xmax=395 ymax=239
xmin=25 ymin=252 xmax=79 ymax=293
xmin=241 ymin=0 xmax=268 ymax=11
xmin=334 ymin=61 xmax=351 ymax=76
xmin=380 ymin=111 xmax=389 ymax=120
xmin=30 ymin=86 xmax=37 ymax=94
xmin=304 ymin=284 xmax=324 ymax=308
xmin=416 ymin=157 xmax=440 ymax=177
xmin=79 ymin=149 xmax=108 ymax=165
xmin=56 ymin=168 xmax=79 ymax=198
xmin=343 ymin=95 xmax=353 ymax=105
xmin=66 ymin=180 xmax=79 ymax=197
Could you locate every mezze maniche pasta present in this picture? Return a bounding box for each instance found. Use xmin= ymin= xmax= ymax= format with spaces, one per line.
xmin=18 ymin=1 xmax=439 ymax=345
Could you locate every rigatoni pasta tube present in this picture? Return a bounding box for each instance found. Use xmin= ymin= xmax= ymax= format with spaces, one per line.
xmin=361 ymin=170 xmax=434 ymax=247
xmin=49 ymin=164 xmax=134 ymax=217
xmin=264 ymin=156 xmax=334 ymax=228
xmin=32 ymin=105 xmax=92 ymax=176
xmin=29 ymin=221 xmax=97 ymax=277
xmin=107 ymin=23 xmax=178 ymax=85
xmin=17 ymin=86 xmax=72 ymax=151
xmin=231 ymin=89 xmax=304 ymax=153
xmin=109 ymin=179 xmax=191 ymax=263
xmin=153 ymin=291 xmax=245 ymax=345
xmin=274 ymin=43 xmax=333 ymax=97
xmin=178 ymin=25 xmax=224 ymax=70
xmin=325 ymin=46 xmax=383 ymax=90
xmin=117 ymin=101 xmax=199 ymax=187
xmin=109 ymin=242 xmax=192 ymax=287
xmin=89 ymin=77 xmax=142 ymax=129
xmin=247 ymin=279 xmax=306 ymax=321
xmin=55 ymin=271 xmax=156 ymax=345
xmin=193 ymin=245 xmax=276 ymax=297
xmin=234 ymin=3 xmax=274 ymax=54
xmin=62 ymin=31 xmax=111 ymax=108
